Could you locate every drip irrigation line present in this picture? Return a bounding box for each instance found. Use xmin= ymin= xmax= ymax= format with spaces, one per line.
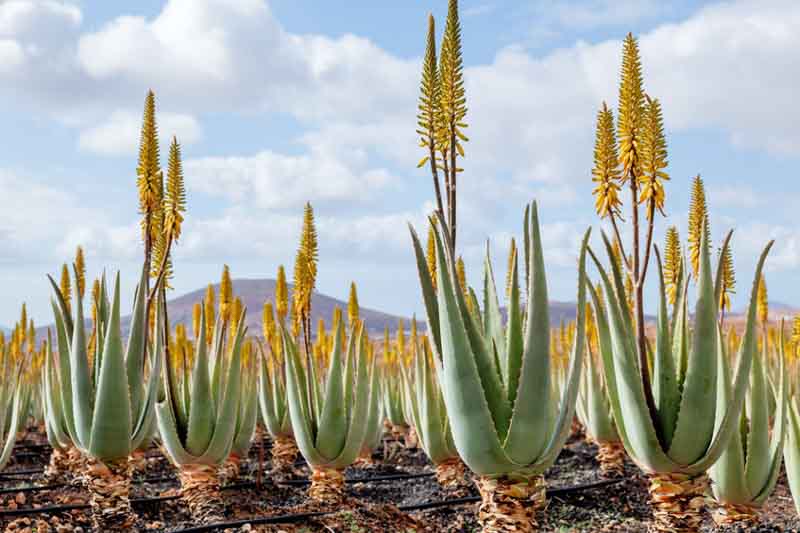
xmin=0 ymin=471 xmax=434 ymax=496
xmin=168 ymin=479 xmax=623 ymax=533
xmin=0 ymin=468 xmax=44 ymax=477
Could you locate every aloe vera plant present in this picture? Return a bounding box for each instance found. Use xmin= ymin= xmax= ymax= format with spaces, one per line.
xmin=708 ymin=326 xmax=787 ymax=526
xmin=284 ymin=314 xmax=376 ymax=504
xmin=258 ymin=339 xmax=299 ymax=475
xmin=1 ymin=358 xmax=30 ymax=471
xmin=356 ymin=347 xmax=383 ymax=466
xmin=156 ymin=306 xmax=247 ymax=523
xmin=402 ymin=337 xmax=468 ymax=490
xmin=47 ymin=267 xmax=159 ymax=532
xmin=410 ymin=202 xmax=590 ymax=532
xmin=220 ymin=339 xmax=259 ymax=484
xmin=589 ymin=228 xmax=773 ymax=532
xmin=575 ymin=307 xmax=625 ymax=476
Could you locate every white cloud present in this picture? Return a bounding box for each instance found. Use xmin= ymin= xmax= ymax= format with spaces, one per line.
xmin=78 ymin=109 xmax=202 ymax=155
xmin=184 ymin=145 xmax=394 ymax=210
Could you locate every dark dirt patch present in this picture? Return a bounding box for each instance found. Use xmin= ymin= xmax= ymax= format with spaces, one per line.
xmin=2 ymin=431 xmax=800 ymax=532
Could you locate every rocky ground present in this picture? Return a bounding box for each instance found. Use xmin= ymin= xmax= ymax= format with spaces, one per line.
xmin=2 ymin=428 xmax=799 ymax=532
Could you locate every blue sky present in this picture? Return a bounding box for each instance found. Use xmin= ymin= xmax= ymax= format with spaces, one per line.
xmin=1 ymin=0 xmax=799 ymax=326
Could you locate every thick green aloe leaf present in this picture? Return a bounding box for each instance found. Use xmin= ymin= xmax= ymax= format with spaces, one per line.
xmin=482 ymin=242 xmax=506 ymax=381
xmin=783 ymin=398 xmax=800 ymax=513
xmin=89 ymin=273 xmax=132 ymax=461
xmin=589 ymin=247 xmax=676 ymax=473
xmin=232 ymin=368 xmax=259 ymax=456
xmin=669 ymin=225 xmax=719 ymax=465
xmin=504 ymin=203 xmax=554 ymax=464
xmin=185 ymin=309 xmax=215 ymax=456
xmin=525 ymin=228 xmax=589 ymax=473
xmin=684 ymin=240 xmax=773 ymax=474
xmin=47 ymin=274 xmax=74 ymax=338
xmin=433 ymin=215 xmax=512 ymax=442
xmin=155 ymin=397 xmax=194 ymax=465
xmin=0 ymin=383 xmax=27 ymax=470
xmin=584 ymin=338 xmax=617 ymax=443
xmin=316 ymin=318 xmax=347 ymax=460
xmin=753 ymin=329 xmax=788 ymax=506
xmin=67 ymin=268 xmax=93 ymax=451
xmin=50 ymin=301 xmax=77 ymax=444
xmin=745 ymin=347 xmax=771 ymax=496
xmin=652 ymin=247 xmax=680 ymax=448
xmin=709 ymin=326 xmax=750 ymax=504
xmin=126 ymin=267 xmax=148 ymax=418
xmin=505 ymin=250 xmax=523 ymax=408
xmin=283 ymin=325 xmax=324 ymax=467
xmin=409 ymin=223 xmax=441 ymax=356
xmin=200 ymin=312 xmax=246 ymax=463
xmin=430 ymin=215 xmax=511 ymax=475
xmin=419 ymin=342 xmax=451 ymax=464
xmin=332 ymin=326 xmax=373 ymax=468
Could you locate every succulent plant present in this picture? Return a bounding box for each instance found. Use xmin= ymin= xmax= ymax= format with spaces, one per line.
xmin=708 ymin=326 xmax=787 ymax=526
xmin=1 ymin=357 xmax=30 ymax=471
xmin=220 ymin=339 xmax=259 ymax=484
xmin=284 ymin=314 xmax=376 ymax=504
xmin=402 ymin=337 xmax=468 ymax=490
xmin=575 ymin=306 xmax=625 ymax=477
xmin=47 ymin=267 xmax=159 ymax=532
xmin=588 ymin=227 xmax=773 ymax=533
xmin=258 ymin=336 xmax=298 ymax=475
xmin=156 ymin=305 xmax=247 ymax=524
xmin=410 ymin=202 xmax=590 ymax=533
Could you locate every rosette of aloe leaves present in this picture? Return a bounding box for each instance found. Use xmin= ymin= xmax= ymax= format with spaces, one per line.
xmin=284 ymin=313 xmax=376 ymax=504
xmin=47 ymin=266 xmax=160 ymax=532
xmin=1 ymin=356 xmax=30 ymax=471
xmin=708 ymin=323 xmax=787 ymax=526
xmin=410 ymin=202 xmax=590 ymax=533
xmin=587 ymin=226 xmax=773 ymax=533
xmin=156 ymin=305 xmax=248 ymax=524
xmin=402 ymin=336 xmax=468 ymax=491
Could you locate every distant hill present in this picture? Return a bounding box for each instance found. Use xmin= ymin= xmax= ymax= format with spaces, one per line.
xmin=117 ymin=278 xmax=414 ymax=338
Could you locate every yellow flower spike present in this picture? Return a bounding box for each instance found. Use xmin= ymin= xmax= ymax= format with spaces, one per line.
xmin=664 ymin=227 xmax=682 ymax=306
xmin=164 ymin=137 xmax=186 ymax=242
xmin=91 ymin=278 xmax=100 ymax=325
xmin=416 ymin=13 xmax=442 ymax=184
xmin=396 ymin=319 xmax=406 ymax=361
xmin=638 ymin=95 xmax=669 ymax=219
xmin=60 ymin=264 xmax=72 ymax=315
xmin=219 ymin=265 xmax=233 ymax=323
xmin=591 ymin=102 xmax=622 ymax=218
xmin=456 ymin=256 xmax=472 ymax=313
xmin=263 ymin=301 xmax=276 ymax=343
xmin=617 ymin=33 xmax=645 ymax=182
xmin=204 ymin=283 xmax=215 ymax=344
xmin=438 ymin=0 xmax=468 ymax=163
xmin=687 ymin=175 xmax=710 ymax=280
xmin=347 ymin=282 xmax=359 ymax=327
xmin=192 ymin=302 xmax=202 ymax=340
xmin=136 ymin=90 xmax=164 ymax=267
xmin=718 ymin=243 xmax=736 ymax=314
xmin=275 ymin=265 xmax=288 ymax=326
xmin=75 ymin=246 xmax=87 ymax=299
xmin=757 ymin=274 xmax=769 ymax=327
xmin=426 ymin=222 xmax=438 ymax=291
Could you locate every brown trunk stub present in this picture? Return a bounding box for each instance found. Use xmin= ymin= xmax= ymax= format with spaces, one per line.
xmin=43 ymin=447 xmax=72 ymax=485
xmin=435 ymin=457 xmax=469 ymax=491
xmin=271 ymin=434 xmax=299 ymax=473
xmin=129 ymin=447 xmax=148 ymax=475
xmin=81 ymin=456 xmax=137 ymax=532
xmin=476 ymin=474 xmax=547 ymax=533
xmin=309 ymin=466 xmax=346 ymax=504
xmin=179 ymin=463 xmax=225 ymax=524
xmin=596 ymin=440 xmax=626 ymax=477
xmin=711 ymin=501 xmax=760 ymax=527
xmin=219 ymin=453 xmax=242 ymax=485
xmin=648 ymin=472 xmax=707 ymax=533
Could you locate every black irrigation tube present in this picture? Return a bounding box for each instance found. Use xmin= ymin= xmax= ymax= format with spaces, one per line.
xmin=0 ymin=468 xmax=45 ymax=478
xmin=0 ymin=471 xmax=434 ymax=496
xmin=168 ymin=478 xmax=624 ymax=533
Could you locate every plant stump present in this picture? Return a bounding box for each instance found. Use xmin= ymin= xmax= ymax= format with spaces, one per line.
xmin=82 ymin=456 xmax=137 ymax=532
xmin=179 ymin=463 xmax=225 ymax=524
xmin=648 ymin=472 xmax=707 ymax=533
xmin=309 ymin=466 xmax=346 ymax=504
xmin=476 ymin=474 xmax=547 ymax=533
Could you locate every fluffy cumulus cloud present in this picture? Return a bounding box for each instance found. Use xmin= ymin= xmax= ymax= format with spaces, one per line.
xmin=1 ymin=0 xmax=800 ymax=321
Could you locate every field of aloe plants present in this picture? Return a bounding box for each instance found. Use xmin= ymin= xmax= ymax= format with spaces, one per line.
xmin=1 ymin=1 xmax=799 ymax=532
